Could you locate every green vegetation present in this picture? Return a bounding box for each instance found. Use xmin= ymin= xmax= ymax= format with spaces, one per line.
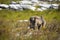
xmin=0 ymin=9 xmax=60 ymax=40
xmin=0 ymin=9 xmax=60 ymax=21
xmin=0 ymin=0 xmax=21 ymax=4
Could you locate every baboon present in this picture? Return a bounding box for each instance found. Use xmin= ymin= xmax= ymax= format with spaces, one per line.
xmin=29 ymin=16 xmax=46 ymax=30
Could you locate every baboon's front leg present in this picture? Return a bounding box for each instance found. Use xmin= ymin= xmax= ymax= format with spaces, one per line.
xmin=30 ymin=24 xmax=35 ymax=30
xmin=38 ymin=24 xmax=41 ymax=30
xmin=32 ymin=26 xmax=35 ymax=30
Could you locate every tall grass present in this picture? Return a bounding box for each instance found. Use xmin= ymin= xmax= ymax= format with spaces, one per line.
xmin=0 ymin=9 xmax=60 ymax=40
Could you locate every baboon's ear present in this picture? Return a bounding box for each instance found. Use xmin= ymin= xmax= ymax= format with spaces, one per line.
xmin=41 ymin=15 xmax=43 ymax=17
xmin=41 ymin=15 xmax=44 ymax=18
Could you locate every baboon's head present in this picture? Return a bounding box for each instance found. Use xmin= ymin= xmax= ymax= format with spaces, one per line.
xmin=29 ymin=16 xmax=36 ymax=29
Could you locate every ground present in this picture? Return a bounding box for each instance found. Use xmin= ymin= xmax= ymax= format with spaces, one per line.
xmin=0 ymin=9 xmax=60 ymax=40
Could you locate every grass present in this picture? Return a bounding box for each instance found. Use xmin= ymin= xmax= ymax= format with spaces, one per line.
xmin=0 ymin=0 xmax=60 ymax=40
xmin=0 ymin=9 xmax=60 ymax=21
xmin=0 ymin=0 xmax=21 ymax=4
xmin=0 ymin=9 xmax=60 ymax=40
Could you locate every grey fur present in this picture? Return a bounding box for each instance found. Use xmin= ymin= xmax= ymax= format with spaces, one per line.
xmin=29 ymin=16 xmax=46 ymax=30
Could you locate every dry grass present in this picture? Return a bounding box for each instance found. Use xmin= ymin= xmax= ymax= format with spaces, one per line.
xmin=0 ymin=9 xmax=60 ymax=40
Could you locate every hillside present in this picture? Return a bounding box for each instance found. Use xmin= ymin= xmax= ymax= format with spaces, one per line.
xmin=0 ymin=9 xmax=60 ymax=40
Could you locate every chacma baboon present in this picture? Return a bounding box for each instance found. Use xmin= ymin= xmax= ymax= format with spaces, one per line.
xmin=29 ymin=16 xmax=46 ymax=30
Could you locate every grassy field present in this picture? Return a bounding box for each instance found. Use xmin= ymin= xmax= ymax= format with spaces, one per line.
xmin=0 ymin=9 xmax=60 ymax=21
xmin=0 ymin=0 xmax=21 ymax=4
xmin=0 ymin=9 xmax=60 ymax=40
